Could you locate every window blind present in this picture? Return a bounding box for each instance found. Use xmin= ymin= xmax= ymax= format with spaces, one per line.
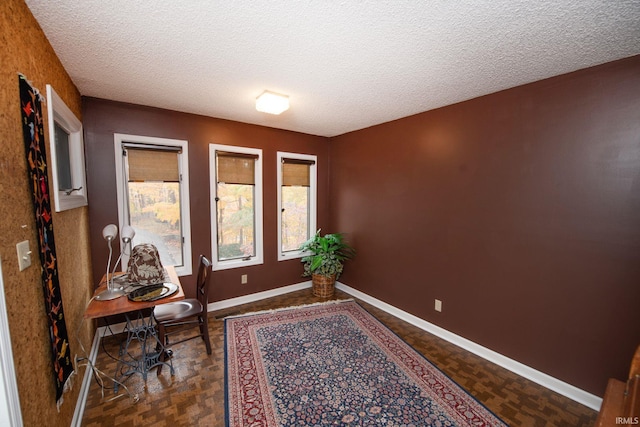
xmin=217 ymin=151 xmax=258 ymax=185
xmin=282 ymin=158 xmax=315 ymax=187
xmin=126 ymin=147 xmax=180 ymax=182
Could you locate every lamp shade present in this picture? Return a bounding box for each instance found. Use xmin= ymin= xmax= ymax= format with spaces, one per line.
xmin=121 ymin=225 xmax=135 ymax=243
xmin=102 ymin=224 xmax=118 ymax=241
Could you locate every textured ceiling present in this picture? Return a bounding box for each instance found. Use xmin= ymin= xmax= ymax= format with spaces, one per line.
xmin=25 ymin=0 xmax=640 ymax=137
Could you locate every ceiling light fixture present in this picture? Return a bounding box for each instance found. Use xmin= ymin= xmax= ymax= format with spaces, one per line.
xmin=256 ymin=91 xmax=289 ymax=115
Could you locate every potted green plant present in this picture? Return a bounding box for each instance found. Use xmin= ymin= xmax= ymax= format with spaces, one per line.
xmin=300 ymin=230 xmax=355 ymax=298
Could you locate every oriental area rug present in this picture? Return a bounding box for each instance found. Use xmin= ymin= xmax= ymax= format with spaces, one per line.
xmin=225 ymin=300 xmax=507 ymax=426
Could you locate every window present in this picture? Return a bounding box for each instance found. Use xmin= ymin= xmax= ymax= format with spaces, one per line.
xmin=209 ymin=144 xmax=263 ymax=271
xmin=209 ymin=144 xmax=263 ymax=270
xmin=114 ymin=134 xmax=192 ymax=276
xmin=277 ymin=152 xmax=317 ymax=261
xmin=46 ymin=84 xmax=88 ymax=212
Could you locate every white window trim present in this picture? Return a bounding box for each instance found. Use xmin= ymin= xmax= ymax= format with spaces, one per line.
xmin=277 ymin=151 xmax=317 ymax=261
xmin=209 ymin=144 xmax=264 ymax=271
xmin=46 ymin=84 xmax=88 ymax=212
xmin=114 ymin=134 xmax=192 ymax=276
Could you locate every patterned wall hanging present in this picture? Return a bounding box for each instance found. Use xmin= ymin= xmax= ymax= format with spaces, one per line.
xmin=18 ymin=74 xmax=74 ymax=410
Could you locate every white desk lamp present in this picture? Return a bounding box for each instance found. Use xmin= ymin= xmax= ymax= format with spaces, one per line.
xmin=95 ymin=224 xmax=130 ymax=301
xmin=113 ymin=225 xmax=135 ymax=274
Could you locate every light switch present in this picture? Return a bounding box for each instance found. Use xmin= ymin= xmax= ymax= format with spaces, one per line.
xmin=17 ymin=240 xmax=32 ymax=271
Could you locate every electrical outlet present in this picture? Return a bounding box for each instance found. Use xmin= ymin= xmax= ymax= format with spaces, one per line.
xmin=241 ymin=274 xmax=248 ymax=284
xmin=434 ymin=299 xmax=442 ymax=312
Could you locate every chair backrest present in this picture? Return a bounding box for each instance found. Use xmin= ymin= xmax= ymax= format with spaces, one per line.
xmin=196 ymin=255 xmax=212 ymax=309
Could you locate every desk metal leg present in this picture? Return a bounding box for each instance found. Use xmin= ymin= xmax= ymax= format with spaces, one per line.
xmin=113 ymin=310 xmax=174 ymax=392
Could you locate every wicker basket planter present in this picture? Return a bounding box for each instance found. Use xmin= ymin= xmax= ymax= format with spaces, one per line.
xmin=312 ymin=273 xmax=336 ymax=298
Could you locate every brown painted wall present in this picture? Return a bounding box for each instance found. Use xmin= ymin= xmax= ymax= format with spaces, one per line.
xmin=83 ymin=98 xmax=329 ymax=301
xmin=0 ymin=0 xmax=94 ymax=425
xmin=329 ymin=55 xmax=640 ymax=396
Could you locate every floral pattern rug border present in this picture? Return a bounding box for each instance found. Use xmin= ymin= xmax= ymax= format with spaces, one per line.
xmin=225 ymin=300 xmax=507 ymax=426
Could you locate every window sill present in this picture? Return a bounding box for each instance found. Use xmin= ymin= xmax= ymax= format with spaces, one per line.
xmin=212 ymin=257 xmax=263 ymax=271
xmin=278 ymin=250 xmax=309 ymax=262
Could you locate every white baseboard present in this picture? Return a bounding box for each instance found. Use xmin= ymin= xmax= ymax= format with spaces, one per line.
xmin=73 ymin=278 xmax=601 ymax=422
xmin=335 ymin=281 xmax=603 ymax=411
xmin=206 ymin=281 xmax=312 ymax=313
xmin=71 ymin=321 xmax=140 ymax=427
xmin=70 ymin=327 xmax=103 ymax=427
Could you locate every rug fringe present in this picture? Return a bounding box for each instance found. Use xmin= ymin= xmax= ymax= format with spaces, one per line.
xmin=223 ymin=298 xmax=354 ymax=320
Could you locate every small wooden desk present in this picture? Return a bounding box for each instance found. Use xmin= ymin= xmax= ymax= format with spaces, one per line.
xmin=85 ymin=266 xmax=185 ymax=319
xmin=85 ymin=266 xmax=185 ymax=389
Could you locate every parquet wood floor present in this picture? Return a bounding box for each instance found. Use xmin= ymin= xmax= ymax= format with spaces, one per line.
xmin=81 ymin=289 xmax=598 ymax=426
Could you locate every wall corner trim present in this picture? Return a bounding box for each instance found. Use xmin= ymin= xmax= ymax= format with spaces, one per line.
xmin=0 ymin=257 xmax=23 ymax=427
xmin=335 ymin=281 xmax=603 ymax=412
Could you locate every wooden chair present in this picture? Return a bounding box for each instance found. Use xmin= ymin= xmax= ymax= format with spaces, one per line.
xmin=154 ymin=255 xmax=212 ymax=373
xmin=595 ymin=345 xmax=640 ymax=425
